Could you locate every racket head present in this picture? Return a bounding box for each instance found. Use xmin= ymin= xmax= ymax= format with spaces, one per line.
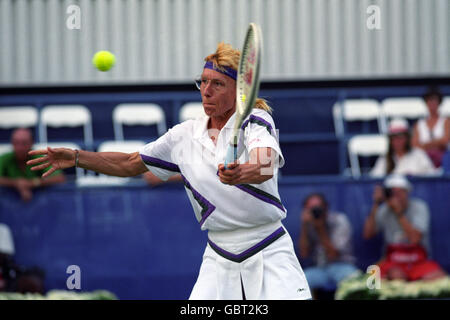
xmin=234 ymin=23 xmax=262 ymax=130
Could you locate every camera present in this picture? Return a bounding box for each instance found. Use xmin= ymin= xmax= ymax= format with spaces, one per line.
xmin=311 ymin=206 xmax=325 ymax=219
xmin=384 ymin=187 xmax=393 ymax=199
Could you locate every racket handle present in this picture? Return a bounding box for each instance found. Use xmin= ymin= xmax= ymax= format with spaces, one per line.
xmin=224 ymin=144 xmax=237 ymax=169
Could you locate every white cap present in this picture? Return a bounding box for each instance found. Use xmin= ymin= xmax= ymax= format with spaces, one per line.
xmin=384 ymin=174 xmax=412 ymax=191
xmin=388 ymin=118 xmax=409 ymax=135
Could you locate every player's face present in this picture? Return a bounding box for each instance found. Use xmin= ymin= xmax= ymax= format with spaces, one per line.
xmin=200 ymin=68 xmax=236 ymax=119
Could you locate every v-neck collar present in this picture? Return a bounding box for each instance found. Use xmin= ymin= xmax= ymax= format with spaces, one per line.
xmin=193 ymin=112 xmax=237 ymax=153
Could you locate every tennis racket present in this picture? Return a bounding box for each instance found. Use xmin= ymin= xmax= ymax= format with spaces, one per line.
xmin=224 ymin=22 xmax=263 ymax=169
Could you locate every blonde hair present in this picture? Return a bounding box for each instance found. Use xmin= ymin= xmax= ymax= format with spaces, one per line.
xmin=204 ymin=42 xmax=272 ymax=113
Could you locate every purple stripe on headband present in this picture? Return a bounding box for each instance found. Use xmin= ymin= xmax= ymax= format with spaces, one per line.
xmin=181 ymin=175 xmax=216 ymax=226
xmin=235 ymin=184 xmax=286 ymax=212
xmin=208 ymin=227 xmax=286 ymax=262
xmin=140 ymin=154 xmax=180 ymax=172
xmin=204 ymin=61 xmax=237 ymax=80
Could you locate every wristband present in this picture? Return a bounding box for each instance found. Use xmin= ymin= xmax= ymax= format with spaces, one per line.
xmin=74 ymin=149 xmax=79 ymax=167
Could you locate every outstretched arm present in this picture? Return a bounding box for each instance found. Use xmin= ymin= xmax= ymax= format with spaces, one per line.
xmin=27 ymin=147 xmax=148 ymax=178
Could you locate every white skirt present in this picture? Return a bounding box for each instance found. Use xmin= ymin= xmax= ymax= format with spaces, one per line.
xmin=189 ymin=221 xmax=312 ymax=300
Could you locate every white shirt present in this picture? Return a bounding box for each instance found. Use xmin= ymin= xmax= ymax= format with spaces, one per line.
xmin=139 ymin=108 xmax=287 ymax=232
xmin=417 ymin=117 xmax=446 ymax=144
xmin=370 ymin=147 xmax=438 ymax=177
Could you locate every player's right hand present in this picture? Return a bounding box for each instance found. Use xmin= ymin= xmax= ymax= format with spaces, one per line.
xmin=27 ymin=147 xmax=77 ymax=178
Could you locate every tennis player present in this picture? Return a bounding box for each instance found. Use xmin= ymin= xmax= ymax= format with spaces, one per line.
xmin=27 ymin=42 xmax=311 ymax=300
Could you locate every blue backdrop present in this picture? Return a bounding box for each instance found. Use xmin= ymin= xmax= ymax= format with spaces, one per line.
xmin=1 ymin=176 xmax=449 ymax=299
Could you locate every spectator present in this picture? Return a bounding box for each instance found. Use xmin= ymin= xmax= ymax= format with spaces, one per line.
xmin=363 ymin=174 xmax=446 ymax=281
xmin=298 ymin=193 xmax=360 ymax=295
xmin=0 ymin=128 xmax=65 ymax=202
xmin=412 ymin=86 xmax=450 ymax=168
xmin=370 ymin=118 xmax=437 ymax=177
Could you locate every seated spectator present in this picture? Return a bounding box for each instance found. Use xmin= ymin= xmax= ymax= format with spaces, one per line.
xmin=363 ymin=174 xmax=446 ymax=281
xmin=412 ymin=86 xmax=450 ymax=168
xmin=0 ymin=128 xmax=65 ymax=202
xmin=370 ymin=118 xmax=438 ymax=177
xmin=298 ymin=193 xmax=360 ymax=295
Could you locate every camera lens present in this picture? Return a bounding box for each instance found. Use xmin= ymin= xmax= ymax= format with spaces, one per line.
xmin=384 ymin=188 xmax=392 ymax=199
xmin=311 ymin=206 xmax=324 ymax=219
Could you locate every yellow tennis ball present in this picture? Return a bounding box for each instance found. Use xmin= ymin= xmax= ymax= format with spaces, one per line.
xmin=92 ymin=51 xmax=115 ymax=72
xmin=242 ymin=94 xmax=246 ymax=102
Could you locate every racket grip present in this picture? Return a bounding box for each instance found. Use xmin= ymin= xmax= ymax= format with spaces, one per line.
xmin=224 ymin=144 xmax=237 ymax=169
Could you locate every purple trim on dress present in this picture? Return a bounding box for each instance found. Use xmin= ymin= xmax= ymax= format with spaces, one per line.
xmin=241 ymin=114 xmax=275 ymax=135
xmin=234 ymin=184 xmax=286 ymax=213
xmin=140 ymin=154 xmax=180 ymax=172
xmin=208 ymin=227 xmax=286 ymax=263
xmin=181 ymin=175 xmax=216 ymax=227
xmin=215 ymin=169 xmax=286 ymax=213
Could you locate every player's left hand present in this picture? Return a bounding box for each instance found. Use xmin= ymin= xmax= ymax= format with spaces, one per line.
xmin=218 ymin=161 xmax=241 ymax=185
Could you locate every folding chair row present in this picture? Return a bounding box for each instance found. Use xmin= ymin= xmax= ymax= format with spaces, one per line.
xmin=0 ymin=103 xmax=169 ymax=147
xmin=333 ymin=97 xmax=450 ymax=137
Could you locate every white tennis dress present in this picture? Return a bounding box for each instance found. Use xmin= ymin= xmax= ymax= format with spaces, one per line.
xmin=139 ymin=108 xmax=311 ymax=300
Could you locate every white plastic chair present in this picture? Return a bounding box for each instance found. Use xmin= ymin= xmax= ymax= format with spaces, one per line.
xmin=39 ymin=105 xmax=93 ymax=149
xmin=0 ymin=143 xmax=12 ymax=156
xmin=97 ymin=140 xmax=146 ymax=153
xmin=333 ymin=99 xmax=384 ymax=136
xmin=33 ymin=142 xmax=84 ymax=179
xmin=347 ymin=134 xmax=388 ymax=178
xmin=113 ymin=103 xmax=166 ymax=140
xmin=179 ymin=102 xmax=205 ymax=122
xmin=0 ymin=106 xmax=38 ymax=129
xmin=439 ymin=97 xmax=450 ymax=118
xmin=0 ymin=223 xmax=15 ymax=255
xmin=380 ymin=98 xmax=428 ymax=133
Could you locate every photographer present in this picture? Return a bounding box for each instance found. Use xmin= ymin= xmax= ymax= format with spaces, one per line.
xmin=363 ymin=174 xmax=446 ymax=281
xmin=298 ymin=193 xmax=359 ymax=296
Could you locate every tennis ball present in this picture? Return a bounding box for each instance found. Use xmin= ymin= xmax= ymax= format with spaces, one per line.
xmin=92 ymin=51 xmax=115 ymax=72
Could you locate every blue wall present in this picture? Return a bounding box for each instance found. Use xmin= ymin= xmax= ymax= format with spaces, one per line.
xmin=1 ymin=176 xmax=449 ymax=299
